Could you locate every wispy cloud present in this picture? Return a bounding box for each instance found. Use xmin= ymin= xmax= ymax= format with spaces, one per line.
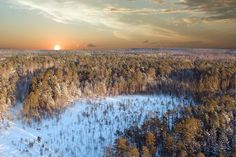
xmin=104 ymin=7 xmax=160 ymax=15
xmin=178 ymin=0 xmax=236 ymax=21
xmin=143 ymin=40 xmax=149 ymax=43
xmin=8 ymin=0 xmax=187 ymax=41
xmin=8 ymin=0 xmax=106 ymax=24
xmin=151 ymin=0 xmax=164 ymax=4
xmin=87 ymin=43 xmax=96 ymax=48
xmin=113 ymin=31 xmax=132 ymax=40
xmin=104 ymin=6 xmax=188 ymax=15
xmin=1 ymin=0 xmax=235 ymax=49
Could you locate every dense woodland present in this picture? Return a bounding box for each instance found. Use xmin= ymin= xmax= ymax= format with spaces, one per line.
xmin=0 ymin=50 xmax=235 ymax=156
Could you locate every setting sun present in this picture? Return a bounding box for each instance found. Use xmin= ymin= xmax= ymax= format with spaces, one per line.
xmin=54 ymin=44 xmax=61 ymax=51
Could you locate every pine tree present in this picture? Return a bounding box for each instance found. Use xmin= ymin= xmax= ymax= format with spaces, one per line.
xmin=116 ymin=138 xmax=128 ymax=157
xmin=128 ymin=146 xmax=139 ymax=157
xmin=142 ymin=146 xmax=151 ymax=157
xmin=196 ymin=152 xmax=205 ymax=157
xmin=145 ymin=132 xmax=156 ymax=155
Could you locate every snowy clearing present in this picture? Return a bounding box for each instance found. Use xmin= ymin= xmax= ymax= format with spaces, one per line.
xmin=0 ymin=94 xmax=193 ymax=157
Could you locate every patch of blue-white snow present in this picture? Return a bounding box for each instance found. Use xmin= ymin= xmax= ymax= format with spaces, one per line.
xmin=0 ymin=94 xmax=193 ymax=157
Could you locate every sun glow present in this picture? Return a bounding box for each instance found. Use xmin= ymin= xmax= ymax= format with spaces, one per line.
xmin=54 ymin=44 xmax=61 ymax=51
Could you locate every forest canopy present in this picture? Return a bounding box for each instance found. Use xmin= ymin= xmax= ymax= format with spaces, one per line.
xmin=0 ymin=50 xmax=235 ymax=156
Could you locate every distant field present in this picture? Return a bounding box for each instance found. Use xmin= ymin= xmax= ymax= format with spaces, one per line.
xmin=0 ymin=48 xmax=235 ymax=60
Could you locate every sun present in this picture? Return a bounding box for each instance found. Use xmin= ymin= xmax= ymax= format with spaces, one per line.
xmin=53 ymin=44 xmax=61 ymax=51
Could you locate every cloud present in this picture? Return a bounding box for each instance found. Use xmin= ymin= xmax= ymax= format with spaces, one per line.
xmin=179 ymin=0 xmax=236 ymax=21
xmin=151 ymin=0 xmax=164 ymax=4
xmin=3 ymin=0 xmax=236 ymax=49
xmin=159 ymin=9 xmax=189 ymax=14
xmin=113 ymin=31 xmax=132 ymax=40
xmin=8 ymin=0 xmax=192 ymax=43
xmin=87 ymin=43 xmax=96 ymax=48
xmin=143 ymin=40 xmax=160 ymax=45
xmin=104 ymin=6 xmax=188 ymax=15
xmin=104 ymin=7 xmax=161 ymax=15
xmin=143 ymin=40 xmax=149 ymax=43
xmin=8 ymin=0 xmax=106 ymax=25
xmin=8 ymin=0 xmax=187 ymax=41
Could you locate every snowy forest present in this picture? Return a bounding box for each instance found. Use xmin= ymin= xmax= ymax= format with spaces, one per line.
xmin=0 ymin=49 xmax=235 ymax=157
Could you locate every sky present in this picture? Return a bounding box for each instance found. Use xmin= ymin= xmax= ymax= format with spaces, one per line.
xmin=0 ymin=0 xmax=236 ymax=50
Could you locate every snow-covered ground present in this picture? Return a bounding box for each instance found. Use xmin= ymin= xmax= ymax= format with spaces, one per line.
xmin=0 ymin=94 xmax=193 ymax=157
